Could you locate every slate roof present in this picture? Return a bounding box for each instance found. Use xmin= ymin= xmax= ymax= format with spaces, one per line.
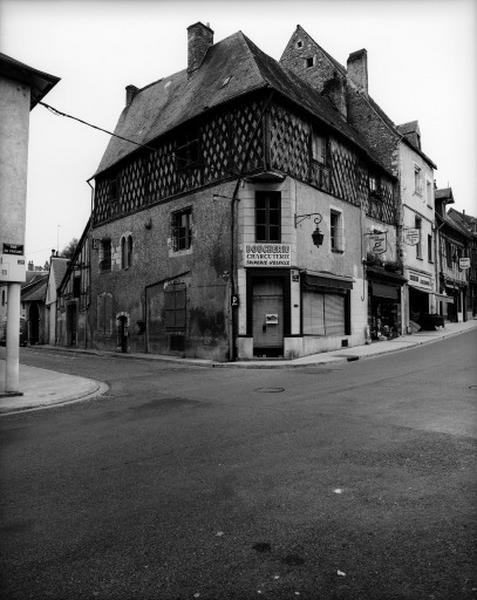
xmin=95 ymin=31 xmax=394 ymax=178
xmin=435 ymin=187 xmax=454 ymax=202
xmin=21 ymin=274 xmax=48 ymax=303
xmin=447 ymin=207 xmax=477 ymax=235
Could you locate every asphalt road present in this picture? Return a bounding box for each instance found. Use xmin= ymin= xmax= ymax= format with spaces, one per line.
xmin=1 ymin=331 xmax=476 ymax=600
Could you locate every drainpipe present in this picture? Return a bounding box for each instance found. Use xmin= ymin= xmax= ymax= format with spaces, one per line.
xmin=227 ymin=89 xmax=274 ymax=361
xmin=86 ymin=178 xmax=95 ymax=349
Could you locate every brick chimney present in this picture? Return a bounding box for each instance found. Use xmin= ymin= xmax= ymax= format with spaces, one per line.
xmin=347 ymin=49 xmax=368 ymax=92
xmin=125 ymin=84 xmax=138 ymax=105
xmin=187 ymin=22 xmax=214 ymax=76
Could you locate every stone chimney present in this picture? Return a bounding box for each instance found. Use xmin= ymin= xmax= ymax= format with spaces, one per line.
xmin=347 ymin=49 xmax=368 ymax=92
xmin=187 ymin=22 xmax=214 ymax=76
xmin=322 ymin=73 xmax=347 ymax=119
xmin=125 ymin=84 xmax=138 ymax=106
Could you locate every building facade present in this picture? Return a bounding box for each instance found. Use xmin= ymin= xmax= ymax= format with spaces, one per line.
xmin=87 ymin=22 xmax=397 ymax=360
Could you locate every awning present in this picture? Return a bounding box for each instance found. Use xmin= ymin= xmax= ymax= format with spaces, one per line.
xmin=371 ymin=282 xmax=400 ymax=300
xmin=301 ymin=271 xmax=353 ymax=292
xmin=434 ymin=293 xmax=454 ymax=304
xmin=366 ymin=265 xmax=407 ymax=285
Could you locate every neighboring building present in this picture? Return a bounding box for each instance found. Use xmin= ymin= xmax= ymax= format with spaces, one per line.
xmin=21 ymin=269 xmax=49 ymax=344
xmin=0 ymin=53 xmax=59 ymax=392
xmin=280 ymin=26 xmax=437 ymax=335
xmin=434 ymin=188 xmax=470 ymax=322
xmin=44 ymin=252 xmax=69 ymax=344
xmin=88 ymin=22 xmax=397 ymax=360
xmin=57 ymin=219 xmax=91 ymax=348
xmin=447 ymin=207 xmax=477 ymax=319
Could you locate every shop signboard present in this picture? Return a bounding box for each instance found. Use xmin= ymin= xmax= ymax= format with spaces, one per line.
xmin=459 ymin=257 xmax=470 ymax=270
xmin=244 ymin=243 xmax=291 ymax=267
xmin=367 ymin=232 xmax=387 ymax=254
xmin=404 ymin=228 xmax=420 ymax=246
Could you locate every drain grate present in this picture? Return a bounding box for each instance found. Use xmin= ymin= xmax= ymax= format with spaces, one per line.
xmin=255 ymin=387 xmax=285 ymax=393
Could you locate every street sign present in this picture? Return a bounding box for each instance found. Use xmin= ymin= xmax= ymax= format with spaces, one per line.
xmin=404 ymin=229 xmax=420 ymax=246
xmin=2 ymin=243 xmax=24 ymax=255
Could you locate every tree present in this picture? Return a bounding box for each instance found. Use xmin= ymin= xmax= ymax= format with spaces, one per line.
xmin=60 ymin=238 xmax=79 ymax=259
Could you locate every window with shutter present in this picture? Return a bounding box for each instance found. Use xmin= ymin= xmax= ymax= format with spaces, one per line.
xmin=324 ymin=294 xmax=345 ymax=336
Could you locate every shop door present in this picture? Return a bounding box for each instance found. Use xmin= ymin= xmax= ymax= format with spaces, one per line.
xmin=66 ymin=303 xmax=77 ymax=346
xmin=252 ymin=278 xmax=284 ymax=356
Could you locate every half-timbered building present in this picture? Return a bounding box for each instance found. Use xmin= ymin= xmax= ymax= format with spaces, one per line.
xmin=89 ymin=22 xmax=397 ymax=360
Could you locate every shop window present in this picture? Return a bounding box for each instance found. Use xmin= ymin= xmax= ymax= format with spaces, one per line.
xmin=100 ymin=239 xmax=111 ymax=271
xmin=330 ymin=209 xmax=343 ymax=252
xmin=415 ymin=216 xmax=422 ymax=259
xmin=171 ymin=208 xmax=192 ymax=252
xmin=255 ymin=191 xmax=281 ymax=243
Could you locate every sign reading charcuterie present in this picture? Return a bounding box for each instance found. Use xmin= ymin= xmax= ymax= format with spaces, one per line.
xmin=244 ymin=243 xmax=291 ymax=267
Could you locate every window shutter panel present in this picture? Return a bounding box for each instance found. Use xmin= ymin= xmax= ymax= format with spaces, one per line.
xmin=324 ymin=294 xmax=345 ymax=336
xmin=302 ymin=291 xmax=325 ymax=335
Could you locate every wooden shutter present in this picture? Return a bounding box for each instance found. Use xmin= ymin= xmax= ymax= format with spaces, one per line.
xmin=164 ymin=287 xmax=186 ymax=331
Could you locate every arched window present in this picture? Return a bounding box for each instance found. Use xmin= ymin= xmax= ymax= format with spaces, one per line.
xmin=121 ymin=234 xmax=133 ymax=269
xmin=127 ymin=235 xmax=133 ymax=267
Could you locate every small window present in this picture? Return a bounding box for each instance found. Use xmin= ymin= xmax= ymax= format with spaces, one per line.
xmin=306 ymin=56 xmax=314 ymax=68
xmin=100 ymin=239 xmax=112 ymax=271
xmin=171 ymin=207 xmax=193 ymax=252
xmin=330 ymin=210 xmax=343 ymax=252
xmin=108 ymin=176 xmax=119 ymax=202
xmin=296 ymin=40 xmax=303 ymax=49
xmin=1 ymin=289 xmax=5 ymax=306
xmin=415 ymin=216 xmax=422 ymax=259
xmin=427 ymin=234 xmax=433 ymax=263
xmin=426 ymin=180 xmax=432 ymax=206
xmin=255 ymin=191 xmax=281 ymax=243
xmin=121 ymin=235 xmax=133 ymax=269
xmin=175 ymin=129 xmax=200 ymax=170
xmin=446 ymin=240 xmax=452 ymax=268
xmin=311 ymin=131 xmax=327 ymax=165
xmin=414 ymin=165 xmax=422 ymax=195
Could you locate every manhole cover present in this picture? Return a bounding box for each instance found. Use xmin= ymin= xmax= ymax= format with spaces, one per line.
xmin=255 ymin=387 xmax=285 ymax=393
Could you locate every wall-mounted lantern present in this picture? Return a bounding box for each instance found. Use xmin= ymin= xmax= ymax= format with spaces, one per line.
xmin=294 ymin=212 xmax=324 ymax=248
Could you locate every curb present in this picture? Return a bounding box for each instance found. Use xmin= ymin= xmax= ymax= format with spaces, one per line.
xmin=0 ymin=381 xmax=109 ymax=417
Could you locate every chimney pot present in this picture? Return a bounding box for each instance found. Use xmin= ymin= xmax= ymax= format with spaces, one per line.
xmin=126 ymin=84 xmax=138 ymax=105
xmin=187 ymin=21 xmax=214 ymax=76
xmin=347 ymin=48 xmax=368 ymax=93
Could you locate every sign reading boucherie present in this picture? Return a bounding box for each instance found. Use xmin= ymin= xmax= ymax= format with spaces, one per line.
xmin=244 ymin=244 xmax=291 ymax=267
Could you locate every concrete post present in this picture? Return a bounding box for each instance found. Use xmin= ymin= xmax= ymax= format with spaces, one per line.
xmin=5 ymin=282 xmax=21 ymax=393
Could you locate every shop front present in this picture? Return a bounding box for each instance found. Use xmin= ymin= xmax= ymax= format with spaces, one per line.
xmin=367 ymin=266 xmax=405 ymax=341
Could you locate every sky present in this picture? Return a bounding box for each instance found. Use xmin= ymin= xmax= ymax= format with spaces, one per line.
xmin=1 ymin=0 xmax=475 ymax=267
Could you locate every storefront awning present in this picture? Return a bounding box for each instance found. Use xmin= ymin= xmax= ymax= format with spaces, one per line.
xmin=372 ymin=282 xmax=400 ymax=300
xmin=434 ymin=293 xmax=454 ymax=304
xmin=366 ymin=266 xmax=407 ymax=285
xmin=301 ymin=271 xmax=353 ymax=292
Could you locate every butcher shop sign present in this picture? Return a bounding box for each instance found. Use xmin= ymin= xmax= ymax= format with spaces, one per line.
xmin=244 ymin=243 xmax=291 ymax=267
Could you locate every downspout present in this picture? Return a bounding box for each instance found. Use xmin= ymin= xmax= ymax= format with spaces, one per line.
xmin=228 ymin=89 xmax=274 ymax=361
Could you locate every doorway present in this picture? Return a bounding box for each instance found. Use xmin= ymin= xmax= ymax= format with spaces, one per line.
xmin=252 ymin=278 xmax=284 ymax=356
xmin=118 ymin=315 xmax=128 ymax=353
xmin=66 ymin=303 xmax=77 ymax=346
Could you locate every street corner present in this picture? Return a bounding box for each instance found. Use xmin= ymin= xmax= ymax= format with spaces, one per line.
xmin=0 ymin=365 xmax=109 ymax=416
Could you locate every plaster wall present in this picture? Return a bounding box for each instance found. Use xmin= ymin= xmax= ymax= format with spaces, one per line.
xmin=0 ymin=77 xmax=30 ymax=248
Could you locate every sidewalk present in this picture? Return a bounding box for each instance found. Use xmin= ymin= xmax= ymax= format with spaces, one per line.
xmin=0 ymin=319 xmax=475 ymax=415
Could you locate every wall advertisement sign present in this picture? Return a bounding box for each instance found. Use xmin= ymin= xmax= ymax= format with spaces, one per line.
xmin=459 ymin=257 xmax=470 ymax=270
xmin=244 ymin=243 xmax=291 ymax=267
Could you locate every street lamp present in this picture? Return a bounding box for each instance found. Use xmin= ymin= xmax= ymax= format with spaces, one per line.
xmin=294 ymin=212 xmax=324 ymax=248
